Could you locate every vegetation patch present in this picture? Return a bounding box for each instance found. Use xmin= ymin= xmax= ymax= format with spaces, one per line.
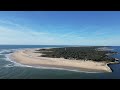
xmin=35 ymin=46 xmax=117 ymax=62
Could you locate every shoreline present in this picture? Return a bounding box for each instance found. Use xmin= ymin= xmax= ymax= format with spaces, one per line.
xmin=9 ymin=48 xmax=113 ymax=73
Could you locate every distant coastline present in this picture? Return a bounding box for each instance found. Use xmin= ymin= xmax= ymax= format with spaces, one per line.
xmin=9 ymin=46 xmax=119 ymax=73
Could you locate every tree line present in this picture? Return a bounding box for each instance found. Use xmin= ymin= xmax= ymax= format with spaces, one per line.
xmin=35 ymin=46 xmax=116 ymax=62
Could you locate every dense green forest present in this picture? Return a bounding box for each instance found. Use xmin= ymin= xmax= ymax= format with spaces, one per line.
xmin=35 ymin=46 xmax=117 ymax=62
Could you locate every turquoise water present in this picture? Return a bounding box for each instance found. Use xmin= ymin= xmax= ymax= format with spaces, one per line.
xmin=0 ymin=45 xmax=120 ymax=79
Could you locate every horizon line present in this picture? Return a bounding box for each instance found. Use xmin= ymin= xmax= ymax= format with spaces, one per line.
xmin=0 ymin=44 xmax=119 ymax=46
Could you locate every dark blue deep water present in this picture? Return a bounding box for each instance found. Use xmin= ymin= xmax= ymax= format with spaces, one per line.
xmin=0 ymin=45 xmax=120 ymax=79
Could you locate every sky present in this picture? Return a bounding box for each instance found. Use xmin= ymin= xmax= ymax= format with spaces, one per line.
xmin=0 ymin=11 xmax=120 ymax=46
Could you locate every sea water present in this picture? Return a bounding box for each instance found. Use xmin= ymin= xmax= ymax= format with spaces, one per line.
xmin=0 ymin=45 xmax=120 ymax=79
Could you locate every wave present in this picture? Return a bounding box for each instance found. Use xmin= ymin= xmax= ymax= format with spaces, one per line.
xmin=3 ymin=63 xmax=100 ymax=73
xmin=0 ymin=49 xmax=17 ymax=55
xmin=4 ymin=64 xmax=14 ymax=67
xmin=3 ymin=63 xmax=82 ymax=73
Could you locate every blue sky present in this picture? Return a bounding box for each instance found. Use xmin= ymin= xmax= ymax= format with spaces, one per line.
xmin=0 ymin=11 xmax=120 ymax=45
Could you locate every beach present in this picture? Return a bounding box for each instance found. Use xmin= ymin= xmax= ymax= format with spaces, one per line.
xmin=10 ymin=48 xmax=112 ymax=72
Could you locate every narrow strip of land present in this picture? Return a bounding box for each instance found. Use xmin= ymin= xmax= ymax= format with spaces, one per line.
xmin=10 ymin=48 xmax=112 ymax=72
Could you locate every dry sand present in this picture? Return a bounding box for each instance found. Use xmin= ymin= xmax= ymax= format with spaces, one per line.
xmin=10 ymin=48 xmax=112 ymax=72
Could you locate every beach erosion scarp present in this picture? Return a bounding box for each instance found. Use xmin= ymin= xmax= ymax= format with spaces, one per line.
xmin=9 ymin=48 xmax=113 ymax=73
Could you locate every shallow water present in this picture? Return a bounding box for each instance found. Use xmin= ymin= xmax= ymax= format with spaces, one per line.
xmin=0 ymin=45 xmax=120 ymax=79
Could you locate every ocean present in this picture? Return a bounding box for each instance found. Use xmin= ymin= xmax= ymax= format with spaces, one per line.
xmin=0 ymin=45 xmax=120 ymax=79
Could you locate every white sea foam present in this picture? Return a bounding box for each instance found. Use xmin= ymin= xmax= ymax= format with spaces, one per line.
xmin=0 ymin=49 xmax=11 ymax=54
xmin=0 ymin=49 xmax=18 ymax=55
xmin=4 ymin=64 xmax=14 ymax=67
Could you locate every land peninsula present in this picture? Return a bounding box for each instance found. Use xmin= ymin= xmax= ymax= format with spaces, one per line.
xmin=10 ymin=46 xmax=119 ymax=72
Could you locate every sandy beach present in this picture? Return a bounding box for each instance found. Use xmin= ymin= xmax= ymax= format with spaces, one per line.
xmin=10 ymin=48 xmax=112 ymax=72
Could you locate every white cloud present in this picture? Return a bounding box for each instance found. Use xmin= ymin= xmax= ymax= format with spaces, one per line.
xmin=0 ymin=20 xmax=57 ymax=45
xmin=0 ymin=19 xmax=119 ymax=45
